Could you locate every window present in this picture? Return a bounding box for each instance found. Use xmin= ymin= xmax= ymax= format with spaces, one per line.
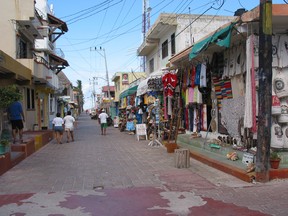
xmin=171 ymin=33 xmax=176 ymax=55
xmin=149 ymin=58 xmax=154 ymax=73
xmin=49 ymin=94 xmax=55 ymax=113
xmin=26 ymin=88 xmax=35 ymax=109
xmin=162 ymin=40 xmax=168 ymax=59
xmin=16 ymin=33 xmax=33 ymax=59
xmin=18 ymin=38 xmax=28 ymax=58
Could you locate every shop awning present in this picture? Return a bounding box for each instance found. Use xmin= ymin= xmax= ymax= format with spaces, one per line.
xmin=136 ymin=78 xmax=149 ymax=96
xmin=119 ymin=85 xmax=138 ymax=99
xmin=48 ymin=14 xmax=68 ymax=32
xmin=189 ymin=23 xmax=236 ymax=60
xmin=136 ymin=70 xmax=164 ymax=96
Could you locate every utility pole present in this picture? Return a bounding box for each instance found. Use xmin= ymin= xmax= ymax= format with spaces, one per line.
xmin=90 ymin=78 xmax=95 ymax=108
xmin=189 ymin=7 xmax=193 ymax=45
xmin=142 ymin=0 xmax=151 ymax=72
xmin=256 ymin=0 xmax=272 ymax=182
xmin=90 ymin=47 xmax=111 ymax=114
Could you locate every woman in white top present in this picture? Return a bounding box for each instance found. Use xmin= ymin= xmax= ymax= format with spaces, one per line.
xmin=63 ymin=111 xmax=76 ymax=142
xmin=52 ymin=112 xmax=64 ymax=144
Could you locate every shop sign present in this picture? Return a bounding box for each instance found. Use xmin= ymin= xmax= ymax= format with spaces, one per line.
xmin=122 ymin=73 xmax=129 ymax=85
xmin=136 ymin=124 xmax=147 ymax=141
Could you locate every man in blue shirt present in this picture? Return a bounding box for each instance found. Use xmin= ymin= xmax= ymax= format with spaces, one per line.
xmin=7 ymin=101 xmax=25 ymax=144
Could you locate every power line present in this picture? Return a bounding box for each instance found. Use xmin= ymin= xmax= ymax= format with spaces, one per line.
xmin=60 ymin=0 xmax=114 ymax=19
xmin=67 ymin=0 xmax=123 ymax=25
xmin=101 ymin=0 xmax=128 ymax=44
xmin=136 ymin=0 xmax=226 ymax=73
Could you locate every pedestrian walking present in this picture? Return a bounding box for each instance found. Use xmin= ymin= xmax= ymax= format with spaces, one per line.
xmin=63 ymin=110 xmax=76 ymax=143
xmin=52 ymin=112 xmax=64 ymax=144
xmin=7 ymin=101 xmax=25 ymax=144
xmin=98 ymin=109 xmax=109 ymax=135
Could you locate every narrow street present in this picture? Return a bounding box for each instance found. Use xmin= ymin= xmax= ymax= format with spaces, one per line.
xmin=0 ymin=114 xmax=288 ymax=216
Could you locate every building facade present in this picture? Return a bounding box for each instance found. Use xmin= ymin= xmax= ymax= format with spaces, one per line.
xmin=0 ymin=0 xmax=70 ymax=133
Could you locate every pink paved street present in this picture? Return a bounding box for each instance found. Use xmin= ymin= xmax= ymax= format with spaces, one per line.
xmin=0 ymin=114 xmax=287 ymax=216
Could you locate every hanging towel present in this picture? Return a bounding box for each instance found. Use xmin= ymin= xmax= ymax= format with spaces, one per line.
xmin=188 ymin=87 xmax=194 ymax=103
xmin=200 ymin=64 xmax=207 ymax=88
xmin=195 ymin=64 xmax=201 ymax=86
xmin=251 ymin=34 xmax=257 ymax=133
xmin=185 ymin=88 xmax=189 ymax=106
xmin=244 ymin=35 xmax=253 ymax=128
xmin=167 ymin=96 xmax=172 ymax=116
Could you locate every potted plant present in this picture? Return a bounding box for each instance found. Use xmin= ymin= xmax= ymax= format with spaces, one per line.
xmin=0 ymin=139 xmax=10 ymax=155
xmin=270 ymin=151 xmax=281 ymax=169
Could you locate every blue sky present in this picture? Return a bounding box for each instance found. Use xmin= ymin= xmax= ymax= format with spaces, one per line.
xmin=49 ymin=0 xmax=284 ymax=109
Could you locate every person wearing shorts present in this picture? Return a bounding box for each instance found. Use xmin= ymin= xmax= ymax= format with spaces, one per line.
xmin=98 ymin=109 xmax=109 ymax=135
xmin=52 ymin=112 xmax=64 ymax=144
xmin=63 ymin=111 xmax=76 ymax=143
xmin=7 ymin=101 xmax=25 ymax=144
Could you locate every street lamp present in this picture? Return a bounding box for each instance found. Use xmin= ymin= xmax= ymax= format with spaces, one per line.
xmin=90 ymin=47 xmax=111 ymax=114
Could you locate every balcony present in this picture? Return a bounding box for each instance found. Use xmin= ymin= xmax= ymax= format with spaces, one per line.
xmin=0 ymin=50 xmax=31 ymax=84
xmin=18 ymin=55 xmax=58 ymax=89
xmin=34 ymin=37 xmax=54 ymax=53
xmin=137 ymin=38 xmax=158 ymax=56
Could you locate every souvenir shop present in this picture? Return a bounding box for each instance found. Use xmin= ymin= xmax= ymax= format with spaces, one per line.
xmin=170 ymin=19 xmax=288 ymax=152
xmin=118 ymin=85 xmax=139 ymax=133
xmin=135 ymin=74 xmax=164 ymax=138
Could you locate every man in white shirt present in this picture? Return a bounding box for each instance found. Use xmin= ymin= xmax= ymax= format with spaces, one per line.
xmin=63 ymin=111 xmax=76 ymax=142
xmin=98 ymin=109 xmax=109 ymax=135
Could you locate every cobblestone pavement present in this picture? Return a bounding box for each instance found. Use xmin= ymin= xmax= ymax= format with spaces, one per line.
xmin=0 ymin=114 xmax=288 ymax=215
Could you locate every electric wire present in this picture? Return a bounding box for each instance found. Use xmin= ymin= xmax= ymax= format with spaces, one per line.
xmin=60 ymin=0 xmax=114 ymax=19
xmin=60 ymin=0 xmax=226 ymax=91
xmin=67 ymin=0 xmax=123 ymax=25
xmin=95 ymin=1 xmax=111 ymax=40
xmin=59 ymin=0 xmax=168 ymax=47
xmin=133 ymin=0 xmax=226 ymax=73
xmin=101 ymin=0 xmax=128 ymax=44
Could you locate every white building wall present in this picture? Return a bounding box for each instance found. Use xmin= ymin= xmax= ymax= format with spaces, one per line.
xmin=176 ymin=15 xmax=236 ymax=52
xmin=143 ymin=14 xmax=236 ymax=75
xmin=0 ymin=1 xmax=34 ymax=58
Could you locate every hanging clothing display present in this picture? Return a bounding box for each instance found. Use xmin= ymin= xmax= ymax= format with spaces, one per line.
xmin=244 ymin=34 xmax=257 ymax=130
xmin=272 ymin=35 xmax=280 ymax=67
xmin=273 ymin=68 xmax=288 ymax=99
xmin=162 ymin=71 xmax=178 ymax=97
xmin=231 ymin=75 xmax=245 ymax=98
xmin=199 ymin=64 xmax=207 ymax=88
xmin=188 ymin=87 xmax=194 ymax=103
xmin=212 ymin=77 xmax=233 ymax=108
xmin=190 ymin=66 xmax=196 ymax=88
xmin=202 ymin=104 xmax=207 ymax=131
xmin=194 ymin=64 xmax=201 ymax=86
xmin=278 ymin=35 xmax=288 ymax=68
xmin=271 ymin=121 xmax=284 ymax=148
xmin=167 ymin=97 xmax=172 ymax=116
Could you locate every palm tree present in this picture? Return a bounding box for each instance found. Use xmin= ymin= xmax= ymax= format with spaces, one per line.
xmin=73 ymin=80 xmax=84 ymax=114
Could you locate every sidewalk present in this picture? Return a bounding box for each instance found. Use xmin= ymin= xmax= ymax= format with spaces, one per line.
xmin=0 ymin=113 xmax=288 ymax=216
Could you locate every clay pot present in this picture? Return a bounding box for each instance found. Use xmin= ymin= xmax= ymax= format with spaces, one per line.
xmin=166 ymin=143 xmax=178 ymax=153
xmin=270 ymin=159 xmax=281 ymax=169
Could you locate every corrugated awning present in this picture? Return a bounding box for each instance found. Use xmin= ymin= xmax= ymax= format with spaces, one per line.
xmin=189 ymin=22 xmax=236 ymax=60
xmin=119 ymin=85 xmax=138 ymax=99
